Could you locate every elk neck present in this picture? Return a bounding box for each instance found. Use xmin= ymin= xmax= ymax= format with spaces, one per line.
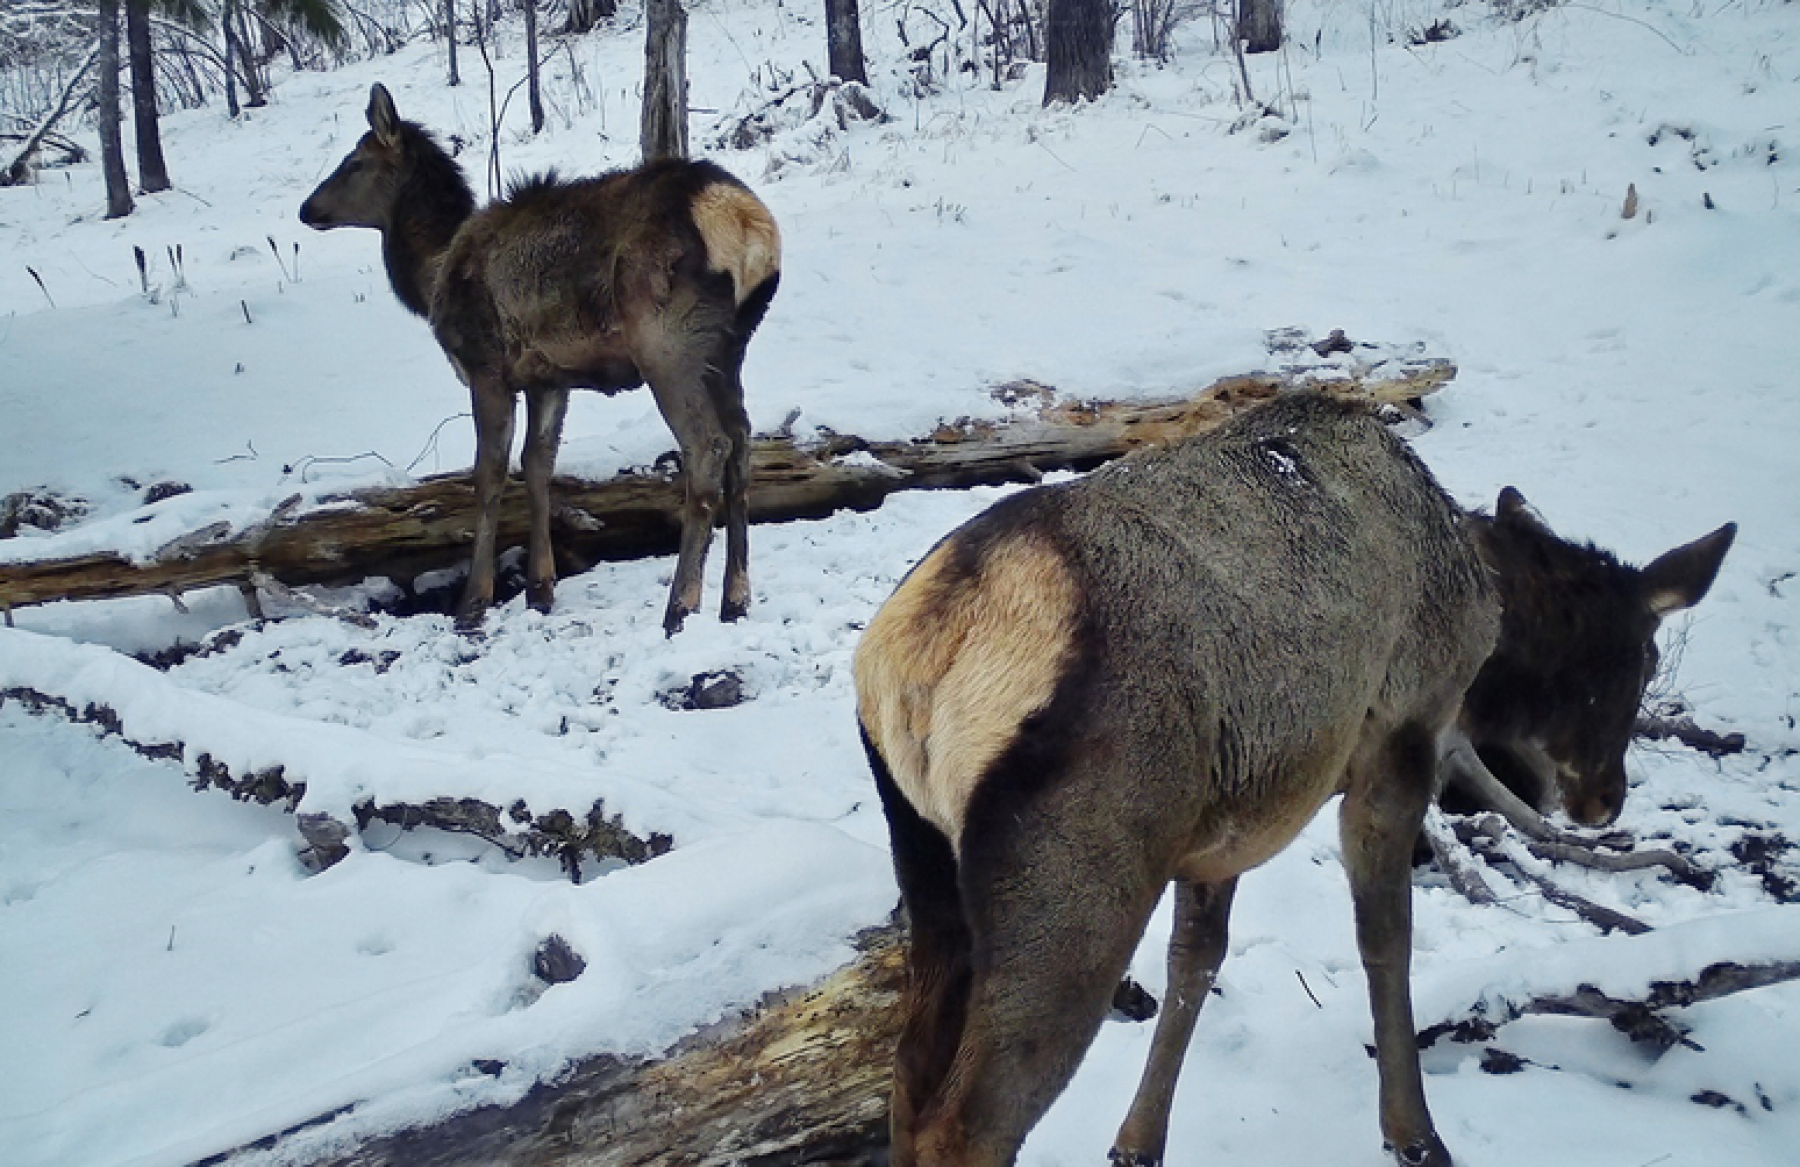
xmin=381 ymin=126 xmax=477 ymax=319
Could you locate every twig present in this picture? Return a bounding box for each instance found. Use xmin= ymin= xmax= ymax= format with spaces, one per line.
xmin=1560 ymin=4 xmax=1689 ymax=55
xmin=1636 ymin=712 xmax=1746 ymax=758
xmin=287 ymin=451 xmax=395 ymax=483
xmin=405 ymin=413 xmax=474 ymax=474
xmin=26 ymin=266 xmax=54 ymax=308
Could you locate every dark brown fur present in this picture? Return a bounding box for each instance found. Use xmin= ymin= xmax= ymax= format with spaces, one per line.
xmin=854 ymin=393 xmax=1734 ymax=1167
xmin=300 ymin=84 xmax=780 ymax=632
xmin=1454 ymin=488 xmax=1735 ymax=825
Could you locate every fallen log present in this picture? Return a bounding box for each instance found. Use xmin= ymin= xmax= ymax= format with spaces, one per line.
xmin=0 ymin=683 xmax=671 ymax=876
xmin=208 ymin=924 xmax=910 ymax=1167
xmin=217 ymin=922 xmax=1800 ymax=1166
xmin=0 ymin=356 xmax=1453 ymax=616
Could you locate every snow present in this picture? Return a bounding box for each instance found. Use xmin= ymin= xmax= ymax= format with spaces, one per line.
xmin=3 ymin=1 xmax=1799 ymax=1164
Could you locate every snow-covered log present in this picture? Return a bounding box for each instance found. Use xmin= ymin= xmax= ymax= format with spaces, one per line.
xmin=0 ymin=355 xmax=1454 ymax=617
xmin=223 ymin=911 xmax=1800 ymax=1166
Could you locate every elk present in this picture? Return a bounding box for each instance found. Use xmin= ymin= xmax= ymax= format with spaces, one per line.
xmin=300 ymin=84 xmax=781 ymax=632
xmin=854 ymin=392 xmax=1734 ymax=1167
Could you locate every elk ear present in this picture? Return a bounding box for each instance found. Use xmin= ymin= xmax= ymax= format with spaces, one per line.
xmin=367 ymin=83 xmax=400 ymax=147
xmin=1494 ymin=487 xmax=1551 ymax=534
xmin=1641 ymin=522 xmax=1737 ymax=618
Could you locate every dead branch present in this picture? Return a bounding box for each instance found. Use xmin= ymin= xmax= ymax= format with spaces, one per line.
xmin=1422 ymin=957 xmax=1800 ymax=1054
xmin=1455 ymin=814 xmax=1654 ymax=936
xmin=1422 ymin=809 xmax=1499 ymax=906
xmin=1441 ymin=734 xmax=1710 ymax=887
xmin=0 ymin=359 xmax=1454 ymax=614
xmin=0 ymin=684 xmax=670 ymax=877
xmin=1637 ymin=711 xmax=1747 ymax=758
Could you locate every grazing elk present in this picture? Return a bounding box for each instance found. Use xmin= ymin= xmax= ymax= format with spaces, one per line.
xmin=854 ymin=393 xmax=1734 ymax=1167
xmin=300 ymin=84 xmax=781 ymax=632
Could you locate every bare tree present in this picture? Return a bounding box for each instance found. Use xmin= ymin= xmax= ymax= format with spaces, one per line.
xmin=97 ymin=0 xmax=136 ymax=216
xmin=126 ymin=0 xmax=170 ymax=191
xmin=1237 ymin=0 xmax=1280 ymax=53
xmin=561 ymin=0 xmax=617 ymax=35
xmin=1043 ymin=0 xmax=1112 ymax=104
xmin=640 ymin=0 xmax=686 ymax=161
xmin=445 ymin=0 xmax=459 ymax=85
xmin=523 ymin=0 xmax=543 ymax=132
xmin=825 ymin=0 xmax=866 ymax=84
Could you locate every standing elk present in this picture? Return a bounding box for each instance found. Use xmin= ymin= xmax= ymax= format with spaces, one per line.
xmin=300 ymin=84 xmax=781 ymax=632
xmin=854 ymin=392 xmax=1734 ymax=1167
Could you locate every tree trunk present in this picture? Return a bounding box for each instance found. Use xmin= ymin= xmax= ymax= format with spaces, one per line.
xmin=445 ymin=0 xmax=460 ymax=85
xmin=561 ymin=0 xmax=617 ymax=35
xmin=1043 ymin=0 xmax=1113 ymax=105
xmin=0 ymin=358 xmax=1454 ymax=615
xmin=96 ymin=0 xmax=135 ymax=218
xmin=825 ymin=0 xmax=868 ymax=85
xmin=125 ymin=0 xmax=170 ymax=192
xmin=640 ymin=0 xmax=688 ymax=162
xmin=233 ymin=5 xmax=267 ymax=108
xmin=524 ymin=0 xmax=544 ymax=133
xmin=1237 ymin=0 xmax=1282 ymax=54
xmin=223 ymin=0 xmax=241 ymax=117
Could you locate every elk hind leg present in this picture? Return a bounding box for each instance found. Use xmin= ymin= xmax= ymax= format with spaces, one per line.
xmin=1111 ymin=876 xmax=1239 ymax=1167
xmin=1341 ymin=725 xmax=1452 ymax=1167
xmin=866 ymin=726 xmax=972 ymax=1167
xmin=639 ymin=330 xmax=732 ymax=636
xmin=520 ymin=387 xmax=569 ymax=613
xmin=912 ymin=808 xmax=1165 ymax=1164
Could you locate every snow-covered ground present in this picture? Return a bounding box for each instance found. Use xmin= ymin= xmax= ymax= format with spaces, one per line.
xmin=3 ymin=1 xmax=1798 ymax=1163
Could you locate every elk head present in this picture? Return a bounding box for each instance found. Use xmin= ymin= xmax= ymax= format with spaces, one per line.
xmin=1460 ymin=487 xmax=1736 ymax=826
xmin=299 ymin=83 xmax=409 ymax=232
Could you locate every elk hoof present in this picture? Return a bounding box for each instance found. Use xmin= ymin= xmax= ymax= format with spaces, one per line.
xmin=1108 ymin=1149 xmax=1160 ymax=1167
xmin=662 ymin=603 xmax=690 ymax=638
xmin=527 ymin=580 xmax=555 ymax=615
xmin=453 ymin=601 xmax=489 ymax=632
xmin=720 ymin=595 xmax=749 ymax=624
xmin=1388 ymin=1133 xmax=1452 ymax=1167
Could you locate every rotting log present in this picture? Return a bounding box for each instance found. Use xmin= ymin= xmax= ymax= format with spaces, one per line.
xmin=208 ymin=926 xmax=1800 ymax=1166
xmin=204 ymin=924 xmax=910 ymax=1167
xmin=0 ymin=361 xmax=1453 ymax=614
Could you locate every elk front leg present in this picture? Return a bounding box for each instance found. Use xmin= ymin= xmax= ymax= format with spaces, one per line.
xmin=521 ymin=387 xmax=569 ymax=613
xmin=1111 ymin=877 xmax=1239 ymax=1167
xmin=1341 ymin=728 xmax=1452 ymax=1167
xmin=457 ymin=379 xmax=517 ymax=629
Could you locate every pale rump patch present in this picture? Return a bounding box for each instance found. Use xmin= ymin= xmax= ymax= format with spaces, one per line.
xmin=691 ymin=183 xmax=782 ymax=305
xmin=855 ymin=532 xmax=1079 ymax=849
